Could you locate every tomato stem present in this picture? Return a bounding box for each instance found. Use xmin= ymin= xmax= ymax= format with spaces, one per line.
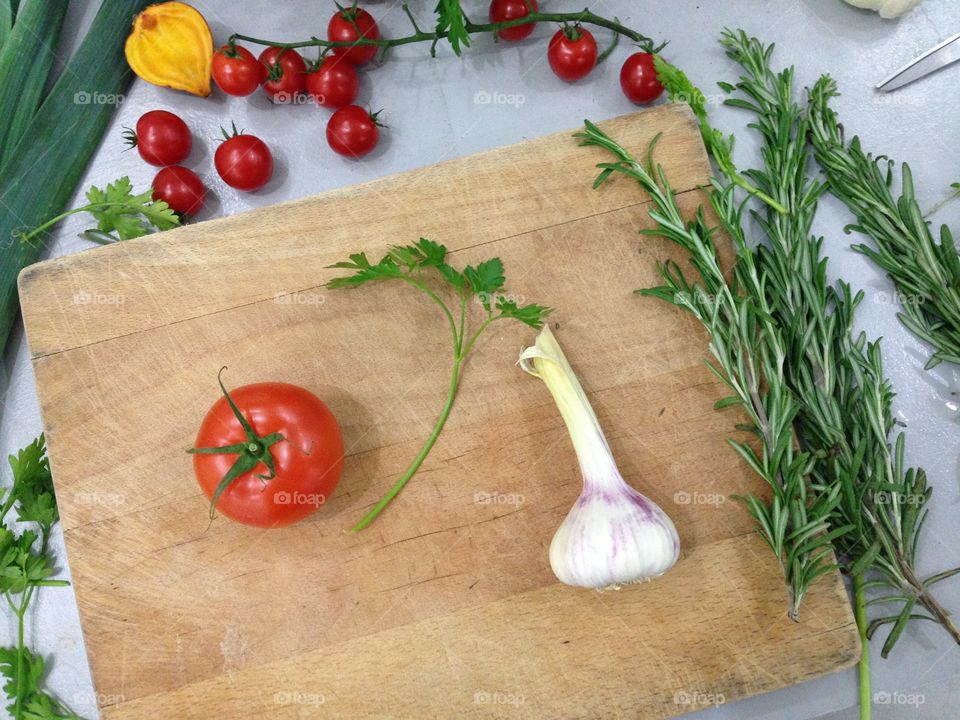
xmin=595 ymin=20 xmax=621 ymax=66
xmin=229 ymin=6 xmax=662 ymax=56
xmin=188 ymin=368 xmax=288 ymax=520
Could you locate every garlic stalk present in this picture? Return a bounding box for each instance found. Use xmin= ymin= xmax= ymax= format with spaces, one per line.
xmin=519 ymin=326 xmax=680 ymax=589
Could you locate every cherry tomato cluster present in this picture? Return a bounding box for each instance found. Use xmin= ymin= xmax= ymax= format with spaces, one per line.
xmin=127 ymin=110 xmax=274 ymax=216
xmin=126 ymin=110 xmax=205 ymax=216
xmin=489 ymin=0 xmax=664 ymax=102
xmin=211 ymin=5 xmax=383 ymax=159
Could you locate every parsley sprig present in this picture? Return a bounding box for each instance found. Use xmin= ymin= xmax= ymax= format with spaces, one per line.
xmin=1 ymin=437 xmax=85 ymax=720
xmin=18 ymin=176 xmax=180 ymax=246
xmin=328 ymin=238 xmax=550 ymax=530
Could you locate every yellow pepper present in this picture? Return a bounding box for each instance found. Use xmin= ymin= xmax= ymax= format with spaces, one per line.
xmin=125 ymin=2 xmax=213 ymax=97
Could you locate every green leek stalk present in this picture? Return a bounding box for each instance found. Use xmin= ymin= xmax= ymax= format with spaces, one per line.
xmin=0 ymin=1 xmax=69 ymax=167
xmin=0 ymin=0 xmax=150 ymax=352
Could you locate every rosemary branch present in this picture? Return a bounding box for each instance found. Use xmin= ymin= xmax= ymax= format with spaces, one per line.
xmin=578 ymin=30 xmax=960 ymax=650
xmin=808 ymin=78 xmax=960 ymax=370
xmin=719 ymin=29 xmax=960 ymax=656
xmin=577 ymin=123 xmax=836 ymax=620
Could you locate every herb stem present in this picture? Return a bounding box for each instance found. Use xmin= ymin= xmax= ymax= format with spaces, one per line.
xmin=18 ymin=202 xmax=135 ymax=244
xmin=401 ymin=277 xmax=459 ymax=351
xmin=901 ymin=560 xmax=960 ymax=645
xmin=14 ymin=590 xmax=29 ymax=720
xmin=351 ymin=355 xmax=462 ymax=531
xmin=729 ymin=172 xmax=788 ymax=216
xmin=853 ymin=571 xmax=871 ymax=720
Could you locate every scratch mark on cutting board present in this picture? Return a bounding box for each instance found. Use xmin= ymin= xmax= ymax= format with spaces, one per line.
xmin=220 ymin=626 xmax=249 ymax=678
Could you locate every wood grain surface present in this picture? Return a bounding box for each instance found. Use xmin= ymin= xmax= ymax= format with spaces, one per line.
xmin=19 ymin=104 xmax=859 ymax=719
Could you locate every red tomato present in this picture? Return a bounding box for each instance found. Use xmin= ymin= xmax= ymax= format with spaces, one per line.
xmin=258 ymin=46 xmax=307 ymax=103
xmin=128 ymin=110 xmax=191 ymax=166
xmin=305 ymin=57 xmax=359 ymax=108
xmin=489 ymin=0 xmax=538 ymax=41
xmin=327 ymin=7 xmax=380 ymax=65
xmin=215 ymin=132 xmax=273 ymax=191
xmin=620 ymin=52 xmax=664 ymax=104
xmin=547 ymin=26 xmax=597 ymax=82
xmin=212 ymin=44 xmax=263 ymax=97
xmin=192 ymin=379 xmax=344 ymax=528
xmin=326 ymin=105 xmax=380 ymax=158
xmin=152 ymin=166 xmax=205 ymax=216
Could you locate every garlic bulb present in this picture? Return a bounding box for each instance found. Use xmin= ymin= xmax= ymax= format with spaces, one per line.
xmin=519 ymin=326 xmax=680 ymax=589
xmin=843 ymin=0 xmax=922 ymax=19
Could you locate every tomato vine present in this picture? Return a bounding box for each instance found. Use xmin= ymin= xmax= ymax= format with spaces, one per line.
xmin=228 ymin=1 xmax=663 ymax=62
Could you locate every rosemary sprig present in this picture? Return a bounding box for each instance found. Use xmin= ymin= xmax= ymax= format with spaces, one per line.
xmin=327 ymin=238 xmax=549 ymax=530
xmin=719 ymin=29 xmax=959 ymax=656
xmin=578 ymin=31 xmax=960 ymax=656
xmin=576 ymin=123 xmax=841 ymax=620
xmin=808 ymin=78 xmax=960 ymax=370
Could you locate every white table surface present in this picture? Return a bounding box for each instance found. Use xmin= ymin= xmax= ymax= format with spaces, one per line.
xmin=2 ymin=1 xmax=959 ymax=718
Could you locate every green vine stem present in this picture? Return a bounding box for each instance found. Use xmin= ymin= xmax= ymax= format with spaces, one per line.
xmin=229 ymin=4 xmax=662 ymax=57
xmin=853 ymin=571 xmax=871 ymax=720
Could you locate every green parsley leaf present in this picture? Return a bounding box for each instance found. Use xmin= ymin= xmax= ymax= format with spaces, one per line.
xmin=0 ymin=646 xmax=85 ymax=719
xmin=0 ymin=528 xmax=58 ymax=594
xmin=7 ymin=436 xmax=58 ymax=531
xmin=433 ymin=0 xmax=470 ymax=55
xmin=83 ymin=176 xmax=179 ymax=242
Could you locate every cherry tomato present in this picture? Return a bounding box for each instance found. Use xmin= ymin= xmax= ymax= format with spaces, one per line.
xmin=192 ymin=379 xmax=344 ymax=528
xmin=547 ymin=26 xmax=597 ymax=82
xmin=152 ymin=166 xmax=205 ymax=216
xmin=215 ymin=132 xmax=273 ymax=191
xmin=127 ymin=110 xmax=191 ymax=167
xmin=326 ymin=105 xmax=380 ymax=159
xmin=258 ymin=46 xmax=307 ymax=103
xmin=305 ymin=57 xmax=359 ymax=108
xmin=620 ymin=52 xmax=664 ymax=104
xmin=212 ymin=44 xmax=263 ymax=97
xmin=327 ymin=7 xmax=380 ymax=65
xmin=489 ymin=0 xmax=538 ymax=42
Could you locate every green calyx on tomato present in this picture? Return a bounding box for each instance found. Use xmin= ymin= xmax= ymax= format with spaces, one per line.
xmin=218 ymin=41 xmax=242 ymax=59
xmin=188 ymin=367 xmax=287 ymax=520
xmin=560 ymin=23 xmax=584 ymax=42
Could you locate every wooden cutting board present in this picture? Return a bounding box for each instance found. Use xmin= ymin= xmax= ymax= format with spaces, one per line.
xmin=19 ymin=104 xmax=858 ymax=719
